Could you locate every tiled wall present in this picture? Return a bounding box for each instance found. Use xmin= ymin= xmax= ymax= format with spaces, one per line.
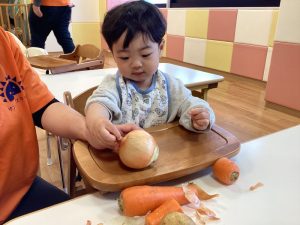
xmin=265 ymin=0 xmax=300 ymax=111
xmin=165 ymin=8 xmax=279 ymax=81
xmin=42 ymin=0 xmax=298 ymax=111
xmin=27 ymin=1 xmax=279 ymax=82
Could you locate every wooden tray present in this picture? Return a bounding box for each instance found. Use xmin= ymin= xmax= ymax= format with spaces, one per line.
xmin=27 ymin=55 xmax=77 ymax=69
xmin=27 ymin=52 xmax=104 ymax=74
xmin=73 ymin=124 xmax=240 ymax=192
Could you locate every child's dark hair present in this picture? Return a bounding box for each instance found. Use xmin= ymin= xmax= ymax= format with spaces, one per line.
xmin=102 ymin=1 xmax=166 ymax=51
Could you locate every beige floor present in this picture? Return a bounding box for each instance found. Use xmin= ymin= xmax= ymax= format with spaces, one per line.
xmin=37 ymin=54 xmax=300 ymax=191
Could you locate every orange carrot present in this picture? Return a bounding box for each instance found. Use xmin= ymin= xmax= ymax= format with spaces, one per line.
xmin=118 ymin=183 xmax=218 ymax=216
xmin=145 ymin=198 xmax=182 ymax=225
xmin=212 ymin=157 xmax=240 ymax=185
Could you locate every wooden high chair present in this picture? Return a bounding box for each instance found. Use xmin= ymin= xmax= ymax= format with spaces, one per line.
xmin=27 ymin=44 xmax=105 ymax=74
xmin=72 ymin=123 xmax=241 ymax=192
xmin=60 ymin=86 xmax=98 ymax=197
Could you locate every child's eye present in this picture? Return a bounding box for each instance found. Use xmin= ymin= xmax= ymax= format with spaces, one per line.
xmin=119 ymin=57 xmax=129 ymax=60
xmin=142 ymin=53 xmax=152 ymax=57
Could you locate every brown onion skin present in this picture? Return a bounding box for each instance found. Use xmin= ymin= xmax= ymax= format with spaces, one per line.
xmin=118 ymin=130 xmax=159 ymax=169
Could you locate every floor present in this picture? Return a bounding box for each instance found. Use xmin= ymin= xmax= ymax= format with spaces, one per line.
xmin=37 ymin=53 xmax=300 ymax=191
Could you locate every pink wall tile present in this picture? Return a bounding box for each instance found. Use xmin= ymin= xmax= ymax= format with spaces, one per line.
xmin=166 ymin=35 xmax=184 ymax=61
xmin=231 ymin=43 xmax=268 ymax=80
xmin=207 ymin=10 xmax=237 ymax=42
xmin=266 ymin=42 xmax=300 ymax=111
xmin=107 ymin=0 xmax=131 ymax=10
xmin=160 ymin=8 xmax=168 ymax=21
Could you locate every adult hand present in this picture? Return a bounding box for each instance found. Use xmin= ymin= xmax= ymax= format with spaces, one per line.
xmin=189 ymin=107 xmax=210 ymax=131
xmin=87 ymin=117 xmax=122 ymax=150
xmin=33 ymin=5 xmax=43 ymax=17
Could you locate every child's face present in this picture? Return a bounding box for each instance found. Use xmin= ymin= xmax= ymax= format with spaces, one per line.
xmin=112 ymin=32 xmax=163 ymax=90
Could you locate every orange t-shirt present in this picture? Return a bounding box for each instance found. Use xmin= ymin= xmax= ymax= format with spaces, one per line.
xmin=32 ymin=0 xmax=70 ymax=7
xmin=0 ymin=28 xmax=54 ymax=223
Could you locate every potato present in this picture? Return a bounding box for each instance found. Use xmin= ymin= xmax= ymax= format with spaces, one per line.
xmin=160 ymin=212 xmax=196 ymax=225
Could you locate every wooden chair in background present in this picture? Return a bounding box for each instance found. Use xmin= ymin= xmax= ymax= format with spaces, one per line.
xmin=28 ymin=44 xmax=105 ymax=74
xmin=0 ymin=2 xmax=31 ymax=46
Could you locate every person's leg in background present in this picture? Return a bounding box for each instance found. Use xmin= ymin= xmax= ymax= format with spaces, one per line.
xmin=28 ymin=5 xmax=52 ymax=49
xmin=5 ymin=176 xmax=70 ymax=222
xmin=53 ymin=6 xmax=75 ymax=54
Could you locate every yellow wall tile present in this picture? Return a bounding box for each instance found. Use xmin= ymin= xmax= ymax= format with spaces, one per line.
xmin=72 ymin=23 xmax=101 ymax=48
xmin=185 ymin=9 xmax=209 ymax=39
xmin=205 ymin=40 xmax=233 ymax=72
xmin=99 ymin=0 xmax=107 ymax=22
xmin=269 ymin=10 xmax=279 ymax=47
xmin=162 ymin=34 xmax=167 ymax=57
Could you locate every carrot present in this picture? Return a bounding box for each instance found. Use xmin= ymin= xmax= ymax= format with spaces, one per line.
xmin=118 ymin=183 xmax=218 ymax=216
xmin=212 ymin=157 xmax=240 ymax=185
xmin=145 ymin=198 xmax=182 ymax=225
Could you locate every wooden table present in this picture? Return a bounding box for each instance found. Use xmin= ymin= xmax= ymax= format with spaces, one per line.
xmin=6 ymin=125 xmax=300 ymax=225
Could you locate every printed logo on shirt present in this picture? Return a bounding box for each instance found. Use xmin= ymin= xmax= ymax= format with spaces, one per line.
xmin=0 ymin=75 xmax=24 ymax=103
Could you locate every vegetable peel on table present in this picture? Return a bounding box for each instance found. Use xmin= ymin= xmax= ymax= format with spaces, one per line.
xmin=249 ymin=182 xmax=264 ymax=191
xmin=118 ymin=183 xmax=219 ymax=217
xmin=197 ymin=203 xmax=220 ymax=221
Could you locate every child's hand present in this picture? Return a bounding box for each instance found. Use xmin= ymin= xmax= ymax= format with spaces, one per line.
xmin=189 ymin=107 xmax=210 ymax=131
xmin=113 ymin=123 xmax=141 ymax=153
xmin=87 ymin=117 xmax=122 ymax=150
xmin=116 ymin=123 xmax=141 ymax=136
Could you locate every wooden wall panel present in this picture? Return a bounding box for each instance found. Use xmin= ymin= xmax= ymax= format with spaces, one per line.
xmin=207 ymin=9 xmax=237 ymax=42
xmin=72 ymin=23 xmax=101 ymax=48
xmin=167 ymin=9 xmax=186 ymax=36
xmin=234 ymin=10 xmax=273 ymax=46
xmin=185 ymin=9 xmax=209 ymax=39
xmin=275 ymin=0 xmax=300 ymax=44
xmin=231 ymin=43 xmax=268 ymax=80
xmin=205 ymin=40 xmax=233 ymax=72
xmin=166 ymin=35 xmax=185 ymax=61
xmin=263 ymin=47 xmax=273 ymax=81
xmin=266 ymin=42 xmax=300 ymax=111
xmin=183 ymin=37 xmax=206 ymax=66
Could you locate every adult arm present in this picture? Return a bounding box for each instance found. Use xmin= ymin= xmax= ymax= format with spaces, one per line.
xmin=41 ymin=102 xmax=90 ymax=141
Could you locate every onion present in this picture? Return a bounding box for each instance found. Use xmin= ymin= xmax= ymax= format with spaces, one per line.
xmin=118 ymin=130 xmax=159 ymax=169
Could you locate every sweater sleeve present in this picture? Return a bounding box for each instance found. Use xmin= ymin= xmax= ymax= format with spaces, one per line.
xmin=165 ymin=72 xmax=215 ymax=132
xmin=85 ymin=74 xmax=123 ymax=123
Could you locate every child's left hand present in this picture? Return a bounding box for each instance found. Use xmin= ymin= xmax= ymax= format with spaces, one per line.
xmin=189 ymin=107 xmax=210 ymax=131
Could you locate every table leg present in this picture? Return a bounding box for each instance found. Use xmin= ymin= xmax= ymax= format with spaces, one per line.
xmin=192 ymin=89 xmax=207 ymax=100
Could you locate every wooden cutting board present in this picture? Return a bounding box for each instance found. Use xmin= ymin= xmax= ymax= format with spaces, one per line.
xmin=73 ymin=124 xmax=240 ymax=192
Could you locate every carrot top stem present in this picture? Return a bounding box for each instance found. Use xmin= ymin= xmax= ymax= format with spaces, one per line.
xmin=231 ymin=171 xmax=239 ymax=181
